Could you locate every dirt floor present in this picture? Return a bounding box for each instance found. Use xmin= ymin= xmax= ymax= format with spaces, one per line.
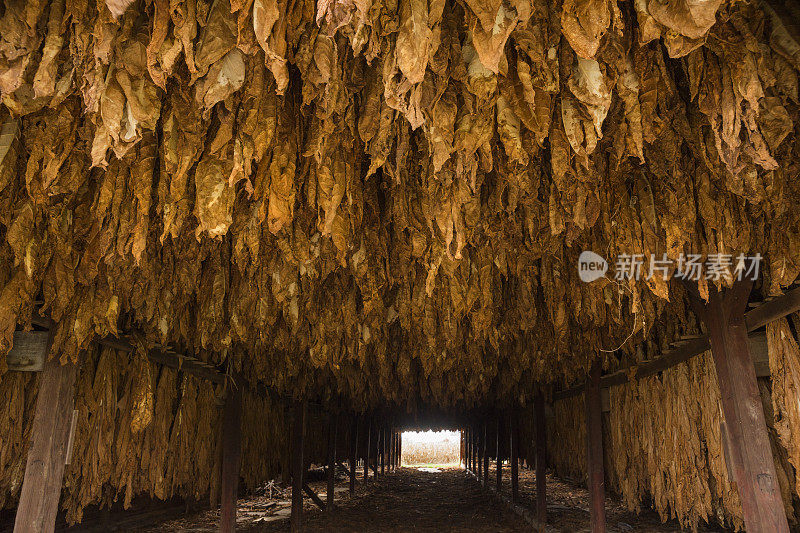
xmin=130 ymin=464 xmax=733 ymax=532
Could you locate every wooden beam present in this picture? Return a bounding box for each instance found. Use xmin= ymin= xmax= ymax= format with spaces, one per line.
xmin=302 ymin=484 xmax=325 ymax=511
xmin=349 ymin=415 xmax=358 ymax=495
xmin=586 ymin=359 xmax=606 ymax=533
xmin=291 ymin=400 xmax=306 ymax=533
xmin=691 ymin=281 xmax=789 ymax=533
xmin=326 ymin=413 xmax=337 ymax=513
xmin=219 ymin=377 xmax=243 ymax=533
xmin=534 ymin=393 xmax=547 ymax=532
xmin=7 ymin=331 xmax=49 ymax=371
xmin=510 ymin=411 xmax=519 ymax=503
xmin=14 ymin=349 xmax=77 ymax=533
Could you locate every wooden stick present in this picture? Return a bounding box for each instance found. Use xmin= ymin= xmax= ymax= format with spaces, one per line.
xmin=14 ymin=345 xmax=77 ymax=533
xmin=219 ymin=377 xmax=242 ymax=533
xmin=585 ymin=359 xmax=606 ymax=533
xmin=303 ymin=483 xmax=325 ymax=511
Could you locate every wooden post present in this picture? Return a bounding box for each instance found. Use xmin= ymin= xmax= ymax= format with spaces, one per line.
xmin=326 ymin=412 xmax=337 ymax=513
xmin=535 ymin=393 xmax=547 ymax=531
xmin=689 ymin=280 xmax=790 ymax=533
xmin=465 ymin=427 xmax=470 ymax=472
xmin=586 ymin=359 xmax=606 ymax=533
xmin=373 ymin=423 xmax=380 ymax=478
xmin=364 ymin=417 xmax=371 ymax=482
xmin=291 ymin=400 xmax=306 ymax=533
xmin=219 ymin=377 xmax=243 ymax=533
xmin=14 ymin=352 xmax=77 ymax=533
xmin=510 ymin=411 xmax=519 ymax=503
xmin=380 ymin=426 xmax=386 ymax=476
xmin=476 ymin=425 xmax=482 ymax=481
xmin=482 ymin=419 xmax=489 ymax=484
xmin=349 ymin=415 xmax=358 ymax=495
xmin=496 ymin=414 xmax=503 ymax=493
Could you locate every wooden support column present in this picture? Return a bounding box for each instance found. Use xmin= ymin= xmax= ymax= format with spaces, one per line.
xmin=219 ymin=377 xmax=243 ymax=533
xmin=364 ymin=418 xmax=372 ymax=482
xmin=326 ymin=412 xmax=337 ymax=513
xmin=349 ymin=415 xmax=358 ymax=495
xmin=290 ymin=400 xmax=306 ymax=533
xmin=535 ymin=393 xmax=547 ymax=532
xmin=482 ymin=419 xmax=489 ymax=484
xmin=476 ymin=425 xmax=482 ymax=481
xmin=14 ymin=352 xmax=77 ymax=533
xmin=496 ymin=414 xmax=503 ymax=493
xmin=688 ymin=280 xmax=790 ymax=533
xmin=586 ymin=359 xmax=606 ymax=533
xmin=510 ymin=411 xmax=519 ymax=503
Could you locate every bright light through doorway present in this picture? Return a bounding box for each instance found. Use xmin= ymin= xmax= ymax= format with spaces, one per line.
xmin=401 ymin=430 xmax=461 ymax=468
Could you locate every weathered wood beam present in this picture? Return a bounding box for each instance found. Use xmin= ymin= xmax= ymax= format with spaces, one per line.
xmin=14 ymin=346 xmax=77 ymax=533
xmin=28 ymin=308 xmax=225 ymax=384
xmin=302 ymin=484 xmax=325 ymax=511
xmin=534 ymin=393 xmax=547 ymax=532
xmin=586 ymin=359 xmax=606 ymax=533
xmin=690 ymin=281 xmax=790 ymax=533
xmin=291 ymin=400 xmax=306 ymax=533
xmin=219 ymin=377 xmax=243 ymax=533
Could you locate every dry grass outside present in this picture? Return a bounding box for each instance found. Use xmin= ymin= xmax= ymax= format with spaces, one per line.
xmin=401 ymin=431 xmax=461 ymax=466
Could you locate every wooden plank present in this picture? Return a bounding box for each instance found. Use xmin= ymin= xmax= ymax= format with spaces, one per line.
xmin=510 ymin=412 xmax=519 ymax=503
xmin=291 ymin=400 xmax=306 ymax=533
xmin=349 ymin=415 xmax=358 ymax=495
xmin=694 ymin=282 xmax=789 ymax=533
xmin=585 ymin=359 xmax=606 ymax=533
xmin=534 ymin=394 xmax=547 ymax=532
xmin=7 ymin=331 xmax=49 ymax=371
xmin=219 ymin=378 xmax=243 ymax=533
xmin=14 ymin=351 xmax=77 ymax=533
xmin=326 ymin=413 xmax=337 ymax=513
xmin=302 ymin=483 xmax=326 ymax=511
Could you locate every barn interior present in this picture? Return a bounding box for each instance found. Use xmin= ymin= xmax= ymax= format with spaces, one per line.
xmin=0 ymin=0 xmax=800 ymax=530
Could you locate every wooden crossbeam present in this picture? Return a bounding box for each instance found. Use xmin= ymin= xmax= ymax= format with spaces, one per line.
xmin=23 ymin=308 xmax=226 ymax=384
xmin=554 ymin=287 xmax=800 ymax=401
xmin=302 ymin=483 xmax=325 ymax=511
